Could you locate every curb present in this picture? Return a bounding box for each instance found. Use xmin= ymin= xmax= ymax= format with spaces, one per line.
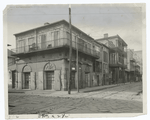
xmin=8 ymin=90 xmax=25 ymax=93
xmin=80 ymin=85 xmax=118 ymax=93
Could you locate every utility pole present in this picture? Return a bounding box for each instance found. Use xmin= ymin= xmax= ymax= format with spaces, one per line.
xmin=76 ymin=35 xmax=79 ymax=93
xmin=68 ymin=4 xmax=72 ymax=94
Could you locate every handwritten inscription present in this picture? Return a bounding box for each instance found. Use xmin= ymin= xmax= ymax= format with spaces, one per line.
xmin=38 ymin=113 xmax=69 ymax=118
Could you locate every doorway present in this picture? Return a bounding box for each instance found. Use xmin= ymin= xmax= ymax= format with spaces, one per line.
xmin=97 ymin=75 xmax=99 ymax=86
xmin=103 ymin=74 xmax=105 ymax=85
xmin=85 ymin=73 xmax=90 ymax=87
xmin=46 ymin=71 xmax=54 ymax=90
xmin=24 ymin=72 xmax=30 ymax=89
xmin=71 ymin=72 xmax=75 ymax=89
xmin=12 ymin=71 xmax=16 ymax=88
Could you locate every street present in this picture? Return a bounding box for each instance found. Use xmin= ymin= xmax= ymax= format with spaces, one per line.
xmin=8 ymin=82 xmax=143 ymax=114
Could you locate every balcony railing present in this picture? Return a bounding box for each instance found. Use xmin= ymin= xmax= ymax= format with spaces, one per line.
xmin=11 ymin=38 xmax=99 ymax=57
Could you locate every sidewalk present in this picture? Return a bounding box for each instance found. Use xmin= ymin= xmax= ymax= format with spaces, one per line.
xmin=79 ymin=84 xmax=118 ymax=93
xmin=8 ymin=89 xmax=31 ymax=93
xmin=9 ymin=83 xmax=129 ymax=96
xmin=24 ymin=84 xmax=121 ymax=96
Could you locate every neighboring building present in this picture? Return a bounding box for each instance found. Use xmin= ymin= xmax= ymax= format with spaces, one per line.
xmin=8 ymin=49 xmax=17 ymax=89
xmin=94 ymin=41 xmax=110 ymax=86
xmin=96 ymin=34 xmax=127 ymax=84
xmin=133 ymin=51 xmax=142 ymax=81
xmin=126 ymin=49 xmax=142 ymax=82
xmin=11 ymin=20 xmax=101 ymax=91
xmin=127 ymin=49 xmax=136 ymax=82
xmin=134 ymin=50 xmax=143 ymax=77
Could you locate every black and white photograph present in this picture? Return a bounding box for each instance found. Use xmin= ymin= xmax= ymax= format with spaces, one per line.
xmin=3 ymin=2 xmax=146 ymax=119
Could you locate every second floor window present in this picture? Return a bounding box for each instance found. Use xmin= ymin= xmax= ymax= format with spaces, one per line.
xmin=17 ymin=40 xmax=24 ymax=53
xmin=103 ymin=51 xmax=108 ymax=62
xmin=51 ymin=31 xmax=60 ymax=46
xmin=28 ymin=37 xmax=35 ymax=45
xmin=18 ymin=40 xmax=24 ymax=48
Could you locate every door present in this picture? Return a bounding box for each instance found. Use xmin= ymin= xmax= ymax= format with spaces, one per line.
xmin=12 ymin=71 xmax=16 ymax=88
xmin=54 ymin=31 xmax=59 ymax=47
xmin=103 ymin=74 xmax=105 ymax=85
xmin=24 ymin=73 xmax=30 ymax=89
xmin=127 ymin=73 xmax=129 ymax=82
xmin=46 ymin=71 xmax=54 ymax=90
xmin=85 ymin=73 xmax=90 ymax=87
xmin=18 ymin=40 xmax=24 ymax=53
xmin=41 ymin=35 xmax=46 ymax=49
xmin=71 ymin=72 xmax=75 ymax=89
xmin=97 ymin=75 xmax=99 ymax=86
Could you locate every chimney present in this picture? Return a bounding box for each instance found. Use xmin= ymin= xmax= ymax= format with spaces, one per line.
xmin=44 ymin=22 xmax=50 ymax=26
xmin=104 ymin=33 xmax=108 ymax=38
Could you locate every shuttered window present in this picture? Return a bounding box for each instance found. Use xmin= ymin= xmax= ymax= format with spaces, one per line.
xmin=103 ymin=51 xmax=108 ymax=62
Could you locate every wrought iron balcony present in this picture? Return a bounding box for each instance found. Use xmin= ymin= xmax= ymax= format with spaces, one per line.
xmin=11 ymin=38 xmax=100 ymax=58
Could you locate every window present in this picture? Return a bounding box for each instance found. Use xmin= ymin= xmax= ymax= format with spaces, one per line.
xmin=72 ymin=34 xmax=76 ymax=48
xmin=51 ymin=31 xmax=60 ymax=47
xmin=28 ymin=37 xmax=35 ymax=46
xmin=100 ymin=62 xmax=102 ymax=72
xmin=95 ymin=61 xmax=101 ymax=72
xmin=119 ymin=70 xmax=122 ymax=78
xmin=78 ymin=38 xmax=84 ymax=50
xmin=72 ymin=34 xmax=76 ymax=42
xmin=37 ymin=35 xmax=46 ymax=49
xmin=103 ymin=63 xmax=105 ymax=72
xmin=17 ymin=40 xmax=24 ymax=53
xmin=87 ymin=43 xmax=91 ymax=53
xmin=103 ymin=51 xmax=108 ymax=62
xmin=66 ymin=32 xmax=70 ymax=40
xmin=54 ymin=31 xmax=59 ymax=46
xmin=93 ymin=61 xmax=95 ymax=72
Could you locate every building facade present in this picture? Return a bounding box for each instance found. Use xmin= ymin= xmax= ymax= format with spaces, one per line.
xmin=126 ymin=49 xmax=136 ymax=82
xmin=8 ymin=49 xmax=17 ymax=89
xmin=94 ymin=41 xmax=110 ymax=86
xmin=10 ymin=20 xmax=101 ymax=91
xmin=133 ymin=51 xmax=142 ymax=81
xmin=9 ymin=20 xmax=142 ymax=91
xmin=96 ymin=34 xmax=127 ymax=84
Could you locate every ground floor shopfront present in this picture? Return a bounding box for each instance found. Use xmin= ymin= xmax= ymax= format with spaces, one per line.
xmin=109 ymin=67 xmax=126 ymax=84
xmin=8 ymin=59 xmax=105 ymax=91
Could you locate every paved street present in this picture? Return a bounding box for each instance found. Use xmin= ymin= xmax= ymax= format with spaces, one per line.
xmin=8 ymin=82 xmax=143 ymax=114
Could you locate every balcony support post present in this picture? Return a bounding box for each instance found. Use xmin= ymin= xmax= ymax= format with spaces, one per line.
xmin=68 ymin=5 xmax=72 ymax=94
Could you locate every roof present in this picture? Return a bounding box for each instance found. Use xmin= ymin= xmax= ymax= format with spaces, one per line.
xmin=94 ymin=40 xmax=109 ymax=49
xmin=94 ymin=40 xmax=115 ymax=52
xmin=7 ymin=49 xmax=16 ymax=58
xmin=14 ymin=19 xmax=94 ymax=41
xmin=96 ymin=34 xmax=127 ymax=46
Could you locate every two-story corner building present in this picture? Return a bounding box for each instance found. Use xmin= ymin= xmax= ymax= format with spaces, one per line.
xmin=127 ymin=49 xmax=136 ymax=82
xmin=93 ymin=41 xmax=109 ymax=86
xmin=8 ymin=49 xmax=17 ymax=89
xmin=96 ymin=34 xmax=127 ymax=84
xmin=10 ymin=20 xmax=100 ymax=91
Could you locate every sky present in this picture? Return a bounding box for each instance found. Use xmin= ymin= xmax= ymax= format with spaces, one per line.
xmin=4 ymin=4 xmax=145 ymax=51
